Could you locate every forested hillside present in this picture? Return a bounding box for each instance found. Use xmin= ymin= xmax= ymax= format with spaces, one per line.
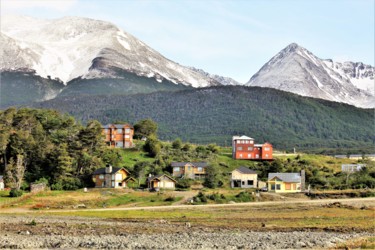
xmin=32 ymin=86 xmax=374 ymax=153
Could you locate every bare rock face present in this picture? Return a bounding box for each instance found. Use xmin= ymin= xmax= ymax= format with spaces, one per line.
xmin=247 ymin=43 xmax=374 ymax=108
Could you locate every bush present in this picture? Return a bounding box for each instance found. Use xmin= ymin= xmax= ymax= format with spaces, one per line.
xmin=9 ymin=189 xmax=23 ymax=197
xmin=234 ymin=191 xmax=253 ymax=202
xmin=176 ymin=179 xmax=192 ymax=189
xmin=164 ymin=196 xmax=176 ymax=202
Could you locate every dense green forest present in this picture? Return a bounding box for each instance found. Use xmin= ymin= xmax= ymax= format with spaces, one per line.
xmin=0 ymin=108 xmax=109 ymax=192
xmin=32 ymin=86 xmax=374 ymax=153
xmin=0 ymin=108 xmax=373 ymax=194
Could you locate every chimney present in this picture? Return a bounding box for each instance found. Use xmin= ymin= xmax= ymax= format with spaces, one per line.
xmin=105 ymin=164 xmax=112 ymax=174
xmin=300 ymin=170 xmax=305 ymax=192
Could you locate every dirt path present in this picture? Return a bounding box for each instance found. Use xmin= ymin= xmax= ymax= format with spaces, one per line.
xmin=1 ymin=197 xmax=373 ymax=214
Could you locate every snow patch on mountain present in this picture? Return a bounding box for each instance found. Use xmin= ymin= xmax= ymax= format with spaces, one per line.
xmin=188 ymin=67 xmax=240 ymax=86
xmin=1 ymin=15 xmax=218 ymax=88
xmin=247 ymin=43 xmax=374 ymax=108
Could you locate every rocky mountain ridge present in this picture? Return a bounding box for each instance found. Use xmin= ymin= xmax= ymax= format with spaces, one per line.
xmin=1 ymin=15 xmax=218 ymax=88
xmin=247 ymin=43 xmax=374 ymax=108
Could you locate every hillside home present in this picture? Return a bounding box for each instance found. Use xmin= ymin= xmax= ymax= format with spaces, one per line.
xmin=0 ymin=176 xmax=4 ymax=190
xmin=231 ymin=167 xmax=258 ymax=188
xmin=232 ymin=135 xmax=273 ymax=160
xmin=92 ymin=165 xmax=135 ymax=188
xmin=267 ymin=170 xmax=305 ymax=193
xmin=171 ymin=162 xmax=208 ymax=179
xmin=147 ymin=174 xmax=176 ymax=190
xmin=341 ymin=164 xmax=366 ymax=172
xmin=102 ymin=124 xmax=134 ymax=148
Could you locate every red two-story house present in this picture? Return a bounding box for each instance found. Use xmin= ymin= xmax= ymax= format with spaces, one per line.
xmin=102 ymin=124 xmax=134 ymax=148
xmin=232 ymin=135 xmax=273 ymax=160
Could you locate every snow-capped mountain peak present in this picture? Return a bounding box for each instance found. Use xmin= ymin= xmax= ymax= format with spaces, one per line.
xmin=1 ymin=15 xmax=218 ymax=87
xmin=247 ymin=43 xmax=374 ymax=108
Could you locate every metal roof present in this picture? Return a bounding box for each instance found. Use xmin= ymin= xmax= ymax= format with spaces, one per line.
xmin=268 ymin=173 xmax=301 ymax=182
xmin=234 ymin=166 xmax=257 ymax=175
xmin=232 ymin=135 xmax=254 ymax=140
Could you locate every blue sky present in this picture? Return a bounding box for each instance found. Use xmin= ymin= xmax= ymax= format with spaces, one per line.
xmin=2 ymin=0 xmax=374 ymax=83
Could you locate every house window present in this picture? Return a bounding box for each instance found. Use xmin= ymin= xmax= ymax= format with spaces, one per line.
xmin=242 ymin=181 xmax=245 ymax=185
xmin=111 ymin=175 xmax=115 ymax=180
xmin=245 ymin=140 xmax=249 ymax=144
xmin=247 ymin=180 xmax=254 ymax=186
xmin=237 ymin=146 xmax=243 ymax=150
xmin=248 ymin=154 xmax=251 ymax=158
xmin=99 ymin=175 xmax=104 ymax=179
xmin=125 ymin=142 xmax=130 ymax=147
xmin=264 ymin=147 xmax=270 ymax=151
xmin=116 ymin=174 xmax=122 ymax=181
xmin=248 ymin=147 xmax=253 ymax=151
xmin=116 ymin=141 xmax=123 ymax=148
xmin=239 ymin=154 xmax=243 ymax=158
xmin=174 ymin=167 xmax=180 ymax=172
xmin=271 ymin=184 xmax=275 ymax=190
xmin=285 ymin=183 xmax=291 ymax=190
xmin=250 ymin=140 xmax=254 ymax=144
xmin=117 ymin=128 xmax=122 ymax=133
xmin=125 ymin=134 xmax=130 ymax=139
xmin=104 ymin=129 xmax=108 ymax=133
xmin=125 ymin=128 xmax=130 ymax=133
xmin=266 ymin=154 xmax=269 ymax=158
xmin=118 ymin=182 xmax=122 ymax=187
xmin=276 ymin=184 xmax=281 ymax=190
xmin=256 ymin=154 xmax=259 ymax=158
xmin=111 ymin=181 xmax=115 ymax=187
xmin=197 ymin=167 xmax=203 ymax=172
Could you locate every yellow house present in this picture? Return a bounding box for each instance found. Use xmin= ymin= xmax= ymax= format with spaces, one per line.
xmin=231 ymin=166 xmax=258 ymax=188
xmin=267 ymin=172 xmax=304 ymax=193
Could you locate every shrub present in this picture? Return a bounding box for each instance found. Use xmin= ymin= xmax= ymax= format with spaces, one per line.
xmin=9 ymin=189 xmax=23 ymax=197
xmin=164 ymin=196 xmax=176 ymax=202
xmin=176 ymin=179 xmax=192 ymax=189
xmin=234 ymin=191 xmax=253 ymax=202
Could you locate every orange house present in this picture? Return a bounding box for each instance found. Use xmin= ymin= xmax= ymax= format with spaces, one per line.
xmin=92 ymin=165 xmax=135 ymax=188
xmin=232 ymin=135 xmax=273 ymax=160
xmin=102 ymin=124 xmax=134 ymax=148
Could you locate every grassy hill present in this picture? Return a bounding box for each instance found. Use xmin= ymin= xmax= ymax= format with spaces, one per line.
xmin=32 ymin=85 xmax=375 ymax=153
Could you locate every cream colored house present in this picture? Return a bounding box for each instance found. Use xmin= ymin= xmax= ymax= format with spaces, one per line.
xmin=147 ymin=174 xmax=176 ymax=190
xmin=231 ymin=167 xmax=258 ymax=188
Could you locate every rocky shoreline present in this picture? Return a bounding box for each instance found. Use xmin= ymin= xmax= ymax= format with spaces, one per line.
xmin=0 ymin=215 xmax=372 ymax=249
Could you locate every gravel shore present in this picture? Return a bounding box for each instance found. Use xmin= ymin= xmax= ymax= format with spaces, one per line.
xmin=0 ymin=215 xmax=372 ymax=249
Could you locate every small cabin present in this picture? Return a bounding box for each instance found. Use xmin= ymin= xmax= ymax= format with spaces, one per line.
xmin=147 ymin=174 xmax=176 ymax=190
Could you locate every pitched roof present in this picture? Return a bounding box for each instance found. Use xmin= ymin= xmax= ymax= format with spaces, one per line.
xmin=234 ymin=167 xmax=257 ymax=175
xmin=232 ymin=135 xmax=254 ymax=141
xmin=171 ymin=162 xmax=208 ymax=168
xmin=92 ymin=167 xmax=129 ymax=175
xmin=147 ymin=174 xmax=177 ymax=183
xmin=268 ymin=173 xmax=301 ymax=182
xmin=102 ymin=124 xmax=134 ymax=129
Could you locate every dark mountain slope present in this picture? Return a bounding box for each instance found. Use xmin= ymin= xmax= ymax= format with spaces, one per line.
xmin=31 ymin=86 xmax=374 ymax=152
